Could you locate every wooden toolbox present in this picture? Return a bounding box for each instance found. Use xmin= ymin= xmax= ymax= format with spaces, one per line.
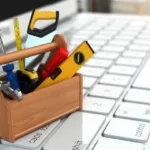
xmin=0 ymin=34 xmax=83 ymax=142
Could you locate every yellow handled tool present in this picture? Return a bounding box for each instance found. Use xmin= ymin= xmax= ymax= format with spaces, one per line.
xmin=25 ymin=9 xmax=59 ymax=71
xmin=29 ymin=10 xmax=57 ymax=30
xmin=13 ymin=18 xmax=25 ymax=70
xmin=35 ymin=41 xmax=94 ymax=90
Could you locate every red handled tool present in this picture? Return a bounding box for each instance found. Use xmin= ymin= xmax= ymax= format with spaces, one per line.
xmin=39 ymin=48 xmax=68 ymax=81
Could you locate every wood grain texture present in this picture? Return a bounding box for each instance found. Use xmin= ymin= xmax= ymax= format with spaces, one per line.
xmin=0 ymin=74 xmax=82 ymax=142
xmin=0 ymin=90 xmax=14 ymax=142
xmin=0 ymin=34 xmax=67 ymax=65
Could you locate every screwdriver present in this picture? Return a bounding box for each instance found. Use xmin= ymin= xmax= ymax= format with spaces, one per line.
xmin=39 ymin=47 xmax=68 ymax=81
xmin=0 ymin=30 xmax=20 ymax=90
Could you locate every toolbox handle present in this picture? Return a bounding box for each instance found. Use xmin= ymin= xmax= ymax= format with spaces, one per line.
xmin=0 ymin=34 xmax=67 ymax=65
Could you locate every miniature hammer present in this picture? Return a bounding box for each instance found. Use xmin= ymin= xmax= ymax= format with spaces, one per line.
xmin=0 ymin=34 xmax=67 ymax=65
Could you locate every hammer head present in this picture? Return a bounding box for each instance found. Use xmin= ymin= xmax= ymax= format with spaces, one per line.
xmin=40 ymin=34 xmax=68 ymax=69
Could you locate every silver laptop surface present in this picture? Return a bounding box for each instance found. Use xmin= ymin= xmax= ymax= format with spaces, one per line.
xmin=1 ymin=0 xmax=150 ymax=150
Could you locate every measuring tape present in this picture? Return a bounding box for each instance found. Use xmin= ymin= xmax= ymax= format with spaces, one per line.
xmin=13 ymin=18 xmax=25 ymax=70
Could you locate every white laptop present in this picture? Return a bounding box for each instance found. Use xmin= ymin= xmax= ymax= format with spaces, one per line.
xmin=1 ymin=0 xmax=150 ymax=149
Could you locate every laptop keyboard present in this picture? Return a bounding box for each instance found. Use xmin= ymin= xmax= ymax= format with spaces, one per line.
xmin=1 ymin=13 xmax=150 ymax=149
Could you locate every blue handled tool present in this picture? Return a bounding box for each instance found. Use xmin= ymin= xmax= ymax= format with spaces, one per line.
xmin=0 ymin=31 xmax=20 ymax=90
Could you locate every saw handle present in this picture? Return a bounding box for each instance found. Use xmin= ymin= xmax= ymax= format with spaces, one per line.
xmin=0 ymin=34 xmax=67 ymax=65
xmin=28 ymin=10 xmax=59 ymax=37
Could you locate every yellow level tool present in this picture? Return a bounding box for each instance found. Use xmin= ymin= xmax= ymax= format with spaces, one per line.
xmin=13 ymin=18 xmax=25 ymax=70
xmin=35 ymin=41 xmax=94 ymax=90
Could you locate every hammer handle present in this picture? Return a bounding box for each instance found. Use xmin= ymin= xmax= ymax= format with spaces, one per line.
xmin=0 ymin=34 xmax=66 ymax=65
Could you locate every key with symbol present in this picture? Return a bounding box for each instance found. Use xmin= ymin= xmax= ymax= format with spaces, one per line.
xmin=115 ymin=102 xmax=150 ymax=122
xmin=43 ymin=111 xmax=105 ymax=150
xmin=83 ymin=96 xmax=115 ymax=115
xmin=89 ymin=84 xmax=124 ymax=100
xmin=103 ymin=118 xmax=150 ymax=143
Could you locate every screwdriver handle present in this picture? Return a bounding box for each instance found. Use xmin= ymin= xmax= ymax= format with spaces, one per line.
xmin=0 ymin=34 xmax=67 ymax=65
xmin=2 ymin=64 xmax=20 ymax=90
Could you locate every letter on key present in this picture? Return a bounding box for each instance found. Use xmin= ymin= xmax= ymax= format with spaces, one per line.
xmin=104 ymin=118 xmax=150 ymax=143
xmin=43 ymin=111 xmax=105 ymax=150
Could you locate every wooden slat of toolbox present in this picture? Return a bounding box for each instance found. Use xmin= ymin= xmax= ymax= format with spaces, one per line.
xmin=0 ymin=73 xmax=83 ymax=142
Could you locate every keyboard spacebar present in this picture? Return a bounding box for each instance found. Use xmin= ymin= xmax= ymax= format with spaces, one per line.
xmin=133 ymin=56 xmax=150 ymax=89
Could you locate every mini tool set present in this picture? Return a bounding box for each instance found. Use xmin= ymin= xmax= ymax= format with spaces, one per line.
xmin=0 ymin=9 xmax=94 ymax=142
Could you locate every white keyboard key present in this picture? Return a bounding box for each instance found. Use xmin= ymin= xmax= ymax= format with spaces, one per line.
xmin=78 ymin=30 xmax=95 ymax=35
xmin=70 ymin=39 xmax=83 ymax=45
xmin=71 ymin=34 xmax=89 ymax=40
xmin=133 ymin=57 xmax=150 ymax=89
xmin=109 ymin=40 xmax=130 ymax=47
xmin=102 ymin=45 xmax=125 ymax=52
xmin=116 ymin=57 xmax=142 ymax=67
xmin=120 ymin=31 xmax=138 ymax=36
xmin=86 ymin=58 xmax=113 ymax=68
xmin=1 ymin=120 xmax=60 ymax=149
xmin=68 ymin=45 xmax=77 ymax=52
xmin=83 ymin=89 xmax=87 ymax=95
xmin=99 ymin=74 xmax=131 ymax=87
xmin=130 ymin=21 xmax=146 ymax=27
xmin=83 ymin=96 xmax=115 ymax=115
xmin=124 ymin=88 xmax=150 ymax=104
xmin=43 ymin=112 xmax=105 ymax=150
xmin=124 ymin=27 xmax=142 ymax=32
xmin=92 ymin=46 xmax=100 ymax=52
xmin=104 ymin=118 xmax=150 ymax=143
xmin=100 ymin=31 xmax=116 ymax=36
xmin=94 ymin=138 xmax=144 ymax=150
xmin=115 ymin=35 xmax=134 ymax=41
xmin=133 ymin=39 xmax=150 ymax=46
xmin=128 ymin=45 xmax=150 ymax=52
xmin=93 ymin=35 xmax=112 ymax=41
xmin=83 ymin=76 xmax=97 ymax=89
xmin=138 ymin=34 xmax=150 ymax=41
xmin=94 ymin=52 xmax=119 ymax=60
xmin=115 ymin=102 xmax=150 ymax=122
xmin=89 ymin=84 xmax=124 ymax=99
xmin=108 ymin=65 xmax=137 ymax=76
xmin=78 ymin=66 xmax=105 ymax=78
xmin=122 ymin=51 xmax=146 ymax=58
xmin=0 ymin=145 xmax=25 ymax=150
xmin=88 ymin=40 xmax=106 ymax=47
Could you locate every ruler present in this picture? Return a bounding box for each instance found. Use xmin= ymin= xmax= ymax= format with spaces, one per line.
xmin=13 ymin=18 xmax=25 ymax=70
